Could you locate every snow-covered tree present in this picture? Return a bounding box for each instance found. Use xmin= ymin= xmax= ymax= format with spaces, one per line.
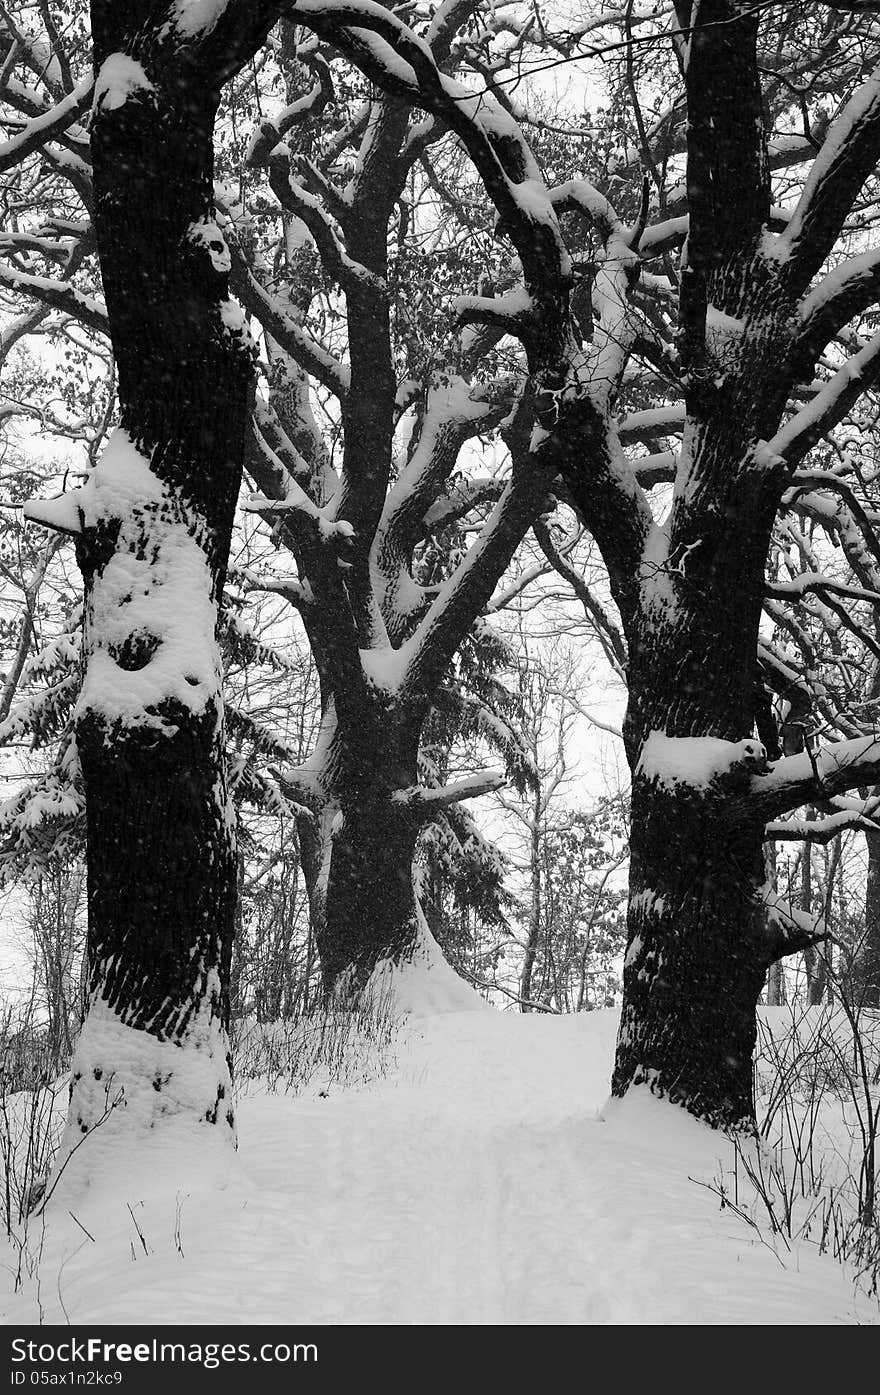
xmin=1 ymin=4 xmax=551 ymax=1019
xmin=285 ymin=0 xmax=880 ymax=1129
xmin=10 ymin=0 xmax=880 ymax=1145
xmin=2 ymin=0 xmax=293 ymax=1174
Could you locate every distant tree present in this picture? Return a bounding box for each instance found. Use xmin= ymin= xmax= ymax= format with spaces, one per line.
xmin=489 ymin=632 xmax=626 ymax=1012
xmin=23 ymin=861 xmax=86 ymax=1063
xmin=538 ymin=807 xmax=628 ymax=1013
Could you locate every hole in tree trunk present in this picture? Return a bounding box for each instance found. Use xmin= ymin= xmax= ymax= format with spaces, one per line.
xmin=108 ymin=632 xmax=160 ymax=671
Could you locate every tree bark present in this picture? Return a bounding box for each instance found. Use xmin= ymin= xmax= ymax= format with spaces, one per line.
xmin=321 ymin=799 xmax=423 ymax=993
xmin=613 ymin=536 xmax=785 ymax=1132
xmin=614 ymin=765 xmax=770 ymax=1132
xmin=315 ymin=693 xmax=423 ymax=995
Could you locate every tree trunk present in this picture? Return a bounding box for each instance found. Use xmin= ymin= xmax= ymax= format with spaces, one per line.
xmin=295 ymin=802 xmax=332 ymax=983
xmin=320 ymin=798 xmax=423 ymax=994
xmin=859 ymin=828 xmax=880 ymax=1009
xmin=312 ymin=700 xmax=478 ymax=1010
xmin=800 ymin=836 xmax=827 ymax=1005
xmin=57 ymin=15 xmax=257 ymax=1169
xmin=613 ymin=566 xmax=782 ymax=1132
xmin=605 ymin=183 xmax=817 ymax=1129
xmin=614 ymin=772 xmax=770 ymax=1132
xmin=764 ymin=841 xmax=786 ymax=1005
xmin=520 ymin=807 xmax=542 ymax=1012
xmin=765 ymin=957 xmax=786 ymax=1007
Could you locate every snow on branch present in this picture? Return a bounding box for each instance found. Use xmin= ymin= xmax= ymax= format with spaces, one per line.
xmin=237 ymin=566 xmax=313 ymax=611
xmin=638 ymin=204 xmax=792 ymax=260
xmin=637 ymin=214 xmax=688 ymax=258
xmin=0 ymin=303 xmax=48 ymax=367
xmin=763 ymin=328 xmax=880 ymax=469
xmin=484 ymin=556 xmax=551 ymax=614
xmin=422 ymin=476 xmax=505 ymax=531
xmin=402 ymin=454 xmax=558 ymax=700
xmin=393 ymin=770 xmax=506 ymax=822
xmin=242 ymin=484 xmax=355 ymax=553
xmin=379 ymin=382 xmax=516 ymax=549
xmin=763 ymin=892 xmax=829 ymax=966
xmin=454 ymin=286 xmax=534 ymax=334
xmin=247 ymin=52 xmax=332 ymax=168
xmin=22 ymin=490 xmax=84 ymax=536
xmin=268 ymin=763 xmax=322 ymax=816
xmin=0 ymin=74 xmax=92 ymax=172
xmin=747 ymin=733 xmax=880 ymax=821
xmin=0 ymin=263 xmax=107 ymax=336
xmin=292 ymin=155 xmax=352 ymax=229
xmin=777 ymin=62 xmax=880 ymax=294
xmin=374 ymin=376 xmax=514 ymax=617
xmin=290 ymin=1 xmax=572 ymax=316
xmin=758 ymin=641 xmax=814 ymax=711
xmin=796 ymin=245 xmax=880 ymax=361
xmin=251 ymin=396 xmax=314 ymax=489
xmin=549 ymin=180 xmax=623 ymax=242
xmin=619 ymin=405 xmax=685 ymax=444
xmin=766 ymin=570 xmax=880 ymax=607
xmin=630 ymin=450 xmax=678 ymax=486
xmin=267 ymin=147 xmax=382 ymax=295
xmin=228 ymin=249 xmax=349 ymax=401
xmin=783 ymin=480 xmax=880 ymax=603
xmin=766 ymin=806 xmax=880 ymax=844
xmin=0 ymin=231 xmax=74 ymax=261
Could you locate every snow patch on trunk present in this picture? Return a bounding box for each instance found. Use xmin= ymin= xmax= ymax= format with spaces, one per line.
xmin=187 ymin=218 xmax=231 ymax=273
xmin=74 ymin=429 xmax=221 ymax=728
xmin=628 ymin=888 xmax=667 ymax=919
xmin=169 ymin=0 xmax=229 ymax=37
xmin=639 ymin=516 xmax=678 ymax=614
xmin=93 ymin=55 xmax=154 ymax=112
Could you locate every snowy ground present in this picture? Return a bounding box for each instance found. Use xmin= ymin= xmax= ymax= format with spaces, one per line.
xmin=1 ymin=1005 xmax=877 ymax=1325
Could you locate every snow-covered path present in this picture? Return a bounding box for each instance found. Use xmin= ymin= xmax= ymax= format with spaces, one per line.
xmin=1 ymin=1009 xmax=875 ymax=1324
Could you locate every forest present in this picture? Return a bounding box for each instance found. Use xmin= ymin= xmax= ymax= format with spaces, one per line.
xmin=1 ymin=0 xmax=880 ymax=1329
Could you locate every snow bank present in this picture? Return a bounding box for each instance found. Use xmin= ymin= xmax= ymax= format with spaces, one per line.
xmin=360 ymin=910 xmax=487 ymax=1018
xmin=2 ymin=1008 xmax=873 ymax=1325
xmin=50 ymin=990 xmax=234 ymax=1210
